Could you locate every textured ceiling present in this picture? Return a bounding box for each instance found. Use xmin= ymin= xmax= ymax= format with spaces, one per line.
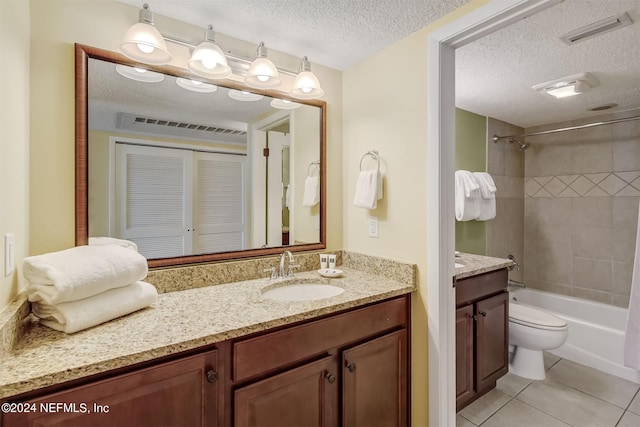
xmin=456 ymin=0 xmax=640 ymax=128
xmin=112 ymin=0 xmax=640 ymax=129
xmin=116 ymin=0 xmax=471 ymax=70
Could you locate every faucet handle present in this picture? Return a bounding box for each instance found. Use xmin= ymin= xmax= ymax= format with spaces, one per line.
xmin=287 ymin=264 xmax=300 ymax=277
xmin=263 ymin=267 xmax=277 ymax=280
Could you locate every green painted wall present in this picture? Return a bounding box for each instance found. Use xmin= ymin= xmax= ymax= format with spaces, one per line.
xmin=455 ymin=108 xmax=487 ymax=255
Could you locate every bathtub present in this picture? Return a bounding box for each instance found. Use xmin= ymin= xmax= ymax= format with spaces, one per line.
xmin=509 ymin=288 xmax=640 ymax=384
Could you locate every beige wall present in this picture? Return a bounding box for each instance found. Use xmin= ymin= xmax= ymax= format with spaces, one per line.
xmin=0 ymin=0 xmax=343 ymax=310
xmin=524 ymin=111 xmax=640 ymax=307
xmin=343 ymin=1 xmax=491 ymax=425
xmin=1 ymin=0 xmax=30 ymax=309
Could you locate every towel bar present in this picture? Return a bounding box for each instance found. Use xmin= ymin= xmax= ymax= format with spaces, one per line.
xmin=359 ymin=150 xmax=380 ymax=171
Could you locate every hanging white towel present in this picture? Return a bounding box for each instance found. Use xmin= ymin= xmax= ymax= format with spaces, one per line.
xmin=88 ymin=236 xmax=138 ymax=252
xmin=623 ymin=199 xmax=640 ymax=369
xmin=353 ymin=169 xmax=383 ymax=209
xmin=302 ymin=176 xmax=319 ymax=207
xmin=32 ymin=281 xmax=158 ymax=334
xmin=473 ymin=172 xmax=497 ymax=221
xmin=455 ymin=170 xmax=481 ymax=221
xmin=24 ymin=245 xmax=148 ymax=305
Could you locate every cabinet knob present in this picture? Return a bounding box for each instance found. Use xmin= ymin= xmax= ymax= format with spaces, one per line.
xmin=346 ymin=363 xmax=356 ymax=373
xmin=206 ymin=370 xmax=218 ymax=383
xmin=479 ymin=311 xmax=487 ymax=317
xmin=325 ymin=373 xmax=336 ymax=383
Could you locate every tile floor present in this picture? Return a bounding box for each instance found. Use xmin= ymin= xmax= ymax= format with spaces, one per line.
xmin=457 ymin=353 xmax=640 ymax=427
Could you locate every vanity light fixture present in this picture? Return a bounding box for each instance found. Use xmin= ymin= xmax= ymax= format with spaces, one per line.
xmin=176 ymin=77 xmax=218 ymax=93
xmin=245 ymin=42 xmax=282 ymax=89
xmin=532 ymin=72 xmax=597 ymax=99
xmin=290 ymin=57 xmax=324 ymax=99
xmin=121 ymin=4 xmax=324 ymax=99
xmin=187 ymin=25 xmax=232 ymax=79
xmin=228 ymin=89 xmax=264 ymax=102
xmin=120 ymin=3 xmax=172 ymax=65
xmin=270 ymin=99 xmax=302 ymax=110
xmin=115 ymin=64 xmax=165 ymax=82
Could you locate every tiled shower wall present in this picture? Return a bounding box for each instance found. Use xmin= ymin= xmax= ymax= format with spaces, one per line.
xmin=486 ymin=118 xmax=525 ymax=283
xmin=523 ymin=111 xmax=640 ymax=307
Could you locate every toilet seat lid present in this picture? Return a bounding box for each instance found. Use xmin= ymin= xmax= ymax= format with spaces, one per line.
xmin=509 ymin=303 xmax=567 ymax=329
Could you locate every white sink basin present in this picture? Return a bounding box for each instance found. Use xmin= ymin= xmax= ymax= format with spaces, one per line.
xmin=455 ymin=262 xmax=465 ymax=268
xmin=262 ymin=281 xmax=345 ymax=301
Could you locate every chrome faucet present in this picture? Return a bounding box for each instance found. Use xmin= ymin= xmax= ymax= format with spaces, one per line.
xmin=278 ymin=250 xmax=299 ymax=278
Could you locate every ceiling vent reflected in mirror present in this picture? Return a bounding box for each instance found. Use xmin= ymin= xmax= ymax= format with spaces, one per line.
xmin=116 ymin=113 xmax=247 ymax=145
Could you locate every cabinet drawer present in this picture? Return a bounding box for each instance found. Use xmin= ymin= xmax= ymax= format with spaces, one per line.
xmin=456 ymin=268 xmax=507 ymax=306
xmin=232 ymin=297 xmax=407 ymax=382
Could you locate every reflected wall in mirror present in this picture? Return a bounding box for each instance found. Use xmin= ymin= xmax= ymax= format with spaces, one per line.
xmin=76 ymin=44 xmax=326 ymax=267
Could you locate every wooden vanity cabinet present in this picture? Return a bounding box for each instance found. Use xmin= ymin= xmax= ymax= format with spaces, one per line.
xmin=2 ymin=350 xmax=221 ymax=427
xmin=2 ymin=295 xmax=410 ymax=427
xmin=231 ymin=296 xmax=409 ymax=427
xmin=455 ymin=268 xmax=508 ymax=411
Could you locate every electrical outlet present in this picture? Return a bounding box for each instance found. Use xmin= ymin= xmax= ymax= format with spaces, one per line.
xmin=4 ymin=233 xmax=15 ymax=277
xmin=368 ymin=216 xmax=379 ymax=238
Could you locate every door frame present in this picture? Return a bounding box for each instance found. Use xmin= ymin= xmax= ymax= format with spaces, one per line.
xmin=426 ymin=0 xmax=562 ymax=425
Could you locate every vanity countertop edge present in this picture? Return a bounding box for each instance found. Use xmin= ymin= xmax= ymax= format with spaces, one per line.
xmin=454 ymin=252 xmax=513 ymax=279
xmin=0 ymin=267 xmax=414 ymax=400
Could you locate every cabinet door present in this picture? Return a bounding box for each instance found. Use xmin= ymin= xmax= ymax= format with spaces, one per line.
xmin=234 ymin=356 xmax=338 ymax=427
xmin=3 ymin=350 xmax=219 ymax=427
xmin=455 ymin=304 xmax=475 ymax=410
xmin=342 ymin=329 xmax=407 ymax=427
xmin=476 ymin=292 xmax=509 ymax=392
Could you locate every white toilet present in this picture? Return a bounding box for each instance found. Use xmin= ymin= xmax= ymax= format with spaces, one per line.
xmin=508 ymin=302 xmax=568 ymax=380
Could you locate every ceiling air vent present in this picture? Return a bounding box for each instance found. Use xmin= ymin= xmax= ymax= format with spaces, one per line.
xmin=116 ymin=113 xmax=247 ymax=145
xmin=561 ymin=12 xmax=633 ymax=45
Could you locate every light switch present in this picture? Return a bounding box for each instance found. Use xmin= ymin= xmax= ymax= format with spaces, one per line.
xmin=368 ymin=216 xmax=379 ymax=238
xmin=4 ymin=233 xmax=15 ymax=277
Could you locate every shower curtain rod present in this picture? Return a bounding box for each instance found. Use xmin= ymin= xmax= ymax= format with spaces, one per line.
xmin=492 ymin=114 xmax=640 ymax=143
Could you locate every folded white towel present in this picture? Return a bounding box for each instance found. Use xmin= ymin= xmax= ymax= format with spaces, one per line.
xmin=89 ymin=236 xmax=138 ymax=252
xmin=473 ymin=172 xmax=497 ymax=221
xmin=353 ymin=170 xmax=383 ymax=209
xmin=302 ymin=176 xmax=320 ymax=207
xmin=32 ymin=281 xmax=158 ymax=334
xmin=24 ymin=245 xmax=148 ymax=305
xmin=455 ymin=170 xmax=481 ymax=221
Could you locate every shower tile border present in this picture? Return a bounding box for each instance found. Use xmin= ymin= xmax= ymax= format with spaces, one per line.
xmin=525 ymin=171 xmax=640 ymax=198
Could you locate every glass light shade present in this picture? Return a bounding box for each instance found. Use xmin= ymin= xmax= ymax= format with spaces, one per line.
xmin=187 ymin=41 xmax=231 ymax=79
xmin=290 ymin=70 xmax=324 ymax=99
xmin=270 ymin=99 xmax=302 ymax=110
xmin=116 ymin=64 xmax=165 ymax=83
xmin=245 ymin=57 xmax=281 ymax=89
xmin=228 ymin=90 xmax=264 ymax=102
xmin=120 ymin=22 xmax=172 ymax=65
xmin=176 ymin=78 xmax=218 ymax=93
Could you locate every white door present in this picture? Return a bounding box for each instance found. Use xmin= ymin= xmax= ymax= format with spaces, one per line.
xmin=115 ymin=143 xmax=193 ymax=259
xmin=266 ymin=131 xmax=290 ymax=247
xmin=193 ymin=152 xmax=248 ymax=253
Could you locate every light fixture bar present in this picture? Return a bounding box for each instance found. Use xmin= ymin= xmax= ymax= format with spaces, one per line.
xmin=161 ymin=34 xmax=298 ymax=77
xmin=561 ymin=12 xmax=633 ymax=45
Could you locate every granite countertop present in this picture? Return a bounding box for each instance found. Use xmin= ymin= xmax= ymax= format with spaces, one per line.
xmin=0 ymin=267 xmax=414 ymax=400
xmin=454 ymin=252 xmax=513 ymax=279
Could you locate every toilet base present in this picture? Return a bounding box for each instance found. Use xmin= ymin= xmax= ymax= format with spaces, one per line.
xmin=509 ymin=346 xmax=546 ymax=380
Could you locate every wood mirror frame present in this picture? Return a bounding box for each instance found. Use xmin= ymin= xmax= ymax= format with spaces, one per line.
xmin=75 ymin=44 xmax=326 ymax=268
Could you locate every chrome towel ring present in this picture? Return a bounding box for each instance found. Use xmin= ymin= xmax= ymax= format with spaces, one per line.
xmin=359 ymin=150 xmax=380 ymax=171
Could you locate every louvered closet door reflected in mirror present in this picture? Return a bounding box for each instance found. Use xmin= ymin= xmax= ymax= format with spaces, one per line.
xmin=114 ymin=142 xmax=247 ymax=259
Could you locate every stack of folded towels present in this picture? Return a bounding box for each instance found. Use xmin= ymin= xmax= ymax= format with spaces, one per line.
xmin=23 ymin=241 xmax=157 ymax=334
xmin=455 ymin=170 xmax=497 ymax=221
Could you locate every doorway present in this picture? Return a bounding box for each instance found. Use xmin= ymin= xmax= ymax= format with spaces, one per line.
xmin=425 ymin=1 xmax=562 ymax=425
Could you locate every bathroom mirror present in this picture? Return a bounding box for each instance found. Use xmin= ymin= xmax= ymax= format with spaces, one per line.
xmin=75 ymin=44 xmax=326 ymax=268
